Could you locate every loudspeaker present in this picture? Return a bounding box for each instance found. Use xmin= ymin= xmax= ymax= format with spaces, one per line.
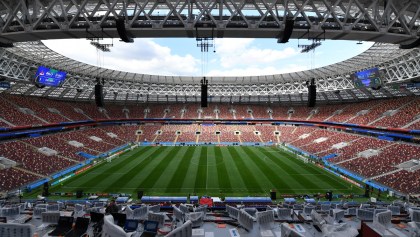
xmin=95 ymin=84 xmax=104 ymax=107
xmin=270 ymin=191 xmax=276 ymax=200
xmin=76 ymin=190 xmax=83 ymax=198
xmin=278 ymin=19 xmax=294 ymax=43
xmin=42 ymin=182 xmax=49 ymax=196
xmin=307 ymin=84 xmax=316 ymax=107
xmin=137 ymin=190 xmax=144 ymax=199
xmin=201 ymin=84 xmax=208 ymax=107
xmin=116 ymin=18 xmax=134 ymax=43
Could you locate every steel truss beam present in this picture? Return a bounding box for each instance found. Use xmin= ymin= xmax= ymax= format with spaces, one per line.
xmin=0 ymin=42 xmax=419 ymax=103
xmin=0 ymin=0 xmax=418 ymax=44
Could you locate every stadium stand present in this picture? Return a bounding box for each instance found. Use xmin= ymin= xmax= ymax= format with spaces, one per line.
xmin=147 ymin=104 xmax=167 ymax=119
xmin=102 ymin=125 xmax=137 ymax=142
xmin=74 ymin=103 xmax=108 ymax=120
xmin=376 ymin=170 xmax=420 ymax=194
xmin=339 ymin=143 xmax=420 ymax=178
xmin=0 ymin=95 xmax=45 ymax=126
xmin=0 ymin=168 xmax=38 ymax=192
xmin=328 ymin=137 xmax=390 ymax=163
xmin=347 ymin=97 xmax=412 ymax=125
xmin=103 ymin=105 xmax=127 ymax=119
xmin=217 ymin=104 xmax=234 ymax=119
xmin=199 ymin=124 xmax=219 ymax=143
xmin=0 ymin=141 xmax=76 ymax=176
xmin=125 ymin=104 xmax=146 ymax=119
xmin=2 ymin=94 xmax=70 ymax=124
xmin=55 ymin=130 xmax=116 ymax=153
xmin=25 ymin=135 xmax=89 ymax=162
xmin=35 ymin=97 xmax=90 ymax=121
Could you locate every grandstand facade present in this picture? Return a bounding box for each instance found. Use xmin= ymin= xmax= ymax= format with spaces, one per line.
xmin=0 ymin=0 xmax=419 ymax=199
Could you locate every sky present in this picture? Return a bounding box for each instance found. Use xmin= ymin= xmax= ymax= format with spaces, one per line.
xmin=43 ymin=38 xmax=374 ymax=77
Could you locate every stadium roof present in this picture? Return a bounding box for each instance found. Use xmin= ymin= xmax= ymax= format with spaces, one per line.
xmin=0 ymin=0 xmax=419 ymax=103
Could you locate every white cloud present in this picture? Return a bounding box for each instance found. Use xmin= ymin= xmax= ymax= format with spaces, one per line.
xmin=42 ymin=38 xmax=372 ymax=77
xmin=43 ymin=39 xmax=200 ymax=76
xmin=214 ymin=38 xmax=299 ymax=68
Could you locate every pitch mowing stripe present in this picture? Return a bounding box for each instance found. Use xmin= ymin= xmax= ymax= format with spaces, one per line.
xmin=103 ymin=146 xmax=169 ymax=193
xmin=270 ymin=147 xmax=351 ymax=193
xmin=65 ymin=146 xmax=151 ymax=192
xmin=277 ymin=147 xmax=351 ymax=187
xmin=272 ymin=147 xmax=350 ymax=190
xmin=206 ymin=146 xmax=219 ymax=190
xmin=194 ymin=147 xmax=207 ymax=192
xmin=165 ymin=147 xmax=195 ymax=193
xmin=216 ymin=147 xmax=246 ymax=193
xmin=227 ymin=147 xmax=264 ymax=193
xmin=272 ymin=147 xmax=355 ymax=192
xmin=134 ymin=147 xmax=183 ymax=191
xmin=235 ymin=147 xmax=277 ymax=192
xmin=214 ymin=147 xmax=231 ymax=192
xmin=121 ymin=147 xmax=176 ymax=190
xmin=241 ymin=146 xmax=294 ymax=192
xmin=252 ymin=147 xmax=306 ymax=193
xmin=150 ymin=147 xmax=190 ymax=190
xmin=181 ymin=147 xmax=202 ymax=192
xmin=258 ymin=147 xmax=324 ymax=192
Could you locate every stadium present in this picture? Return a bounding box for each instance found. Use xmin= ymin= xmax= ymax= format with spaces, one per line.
xmin=0 ymin=0 xmax=419 ymax=236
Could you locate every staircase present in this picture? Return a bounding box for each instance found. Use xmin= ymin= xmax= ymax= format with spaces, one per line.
xmin=369 ymin=168 xmax=402 ymax=180
xmin=13 ymin=167 xmax=47 ymax=179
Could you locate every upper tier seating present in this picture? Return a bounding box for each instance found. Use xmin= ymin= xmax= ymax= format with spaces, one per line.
xmin=0 ymin=96 xmax=418 ymax=129
xmin=347 ymin=97 xmax=412 ymax=125
xmin=0 ymin=96 xmax=45 ymax=126
xmin=147 ymin=104 xmax=167 ymax=119
xmin=74 ymin=103 xmax=108 ymax=120
xmin=103 ymin=105 xmax=127 ymax=119
xmin=3 ymin=94 xmax=69 ymax=124
xmin=36 ymin=97 xmax=89 ymax=121
xmin=125 ymin=105 xmax=146 ymax=119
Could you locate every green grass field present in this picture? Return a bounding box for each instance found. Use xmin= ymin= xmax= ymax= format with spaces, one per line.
xmin=29 ymin=146 xmax=364 ymax=198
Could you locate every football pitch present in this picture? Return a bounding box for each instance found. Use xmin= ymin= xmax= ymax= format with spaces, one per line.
xmin=38 ymin=146 xmax=364 ymax=197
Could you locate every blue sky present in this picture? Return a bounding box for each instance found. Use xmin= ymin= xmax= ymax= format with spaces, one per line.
xmin=43 ymin=38 xmax=373 ymax=77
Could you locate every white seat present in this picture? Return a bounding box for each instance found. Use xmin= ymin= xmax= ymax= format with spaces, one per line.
xmin=165 ymin=220 xmax=192 ymax=237
xmin=256 ymin=210 xmax=274 ymax=230
xmin=148 ymin=212 xmax=165 ymax=229
xmin=41 ymin=212 xmax=60 ymax=225
xmin=238 ymin=210 xmax=254 ymax=231
xmin=173 ymin=206 xmax=184 ymax=223
xmin=226 ymin=205 xmax=239 ymax=219
xmin=149 ymin=205 xmax=161 ymax=213
xmin=33 ymin=207 xmax=47 ymax=219
xmin=125 ymin=206 xmax=133 ymax=219
xmin=133 ymin=205 xmax=148 ymax=221
xmin=185 ymin=212 xmax=203 ymax=228
xmin=179 ymin=204 xmax=189 ymax=214
xmin=303 ymin=206 xmax=314 ymax=216
xmin=0 ymin=223 xmax=34 ymax=237
xmin=102 ymin=215 xmax=132 ymax=237
xmin=277 ymin=208 xmax=292 ymax=221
